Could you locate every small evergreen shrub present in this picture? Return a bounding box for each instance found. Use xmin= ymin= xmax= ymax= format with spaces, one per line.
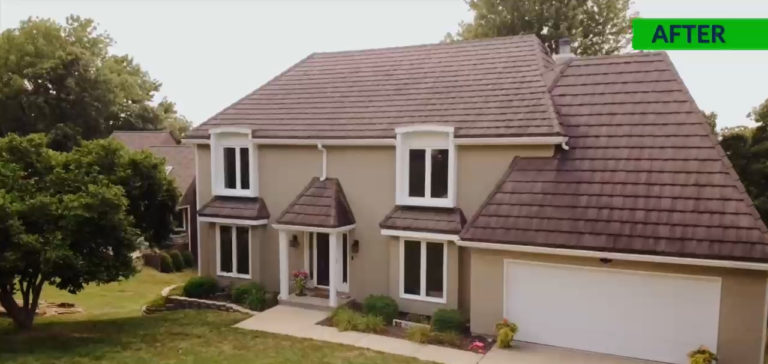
xmin=231 ymin=282 xmax=277 ymax=311
xmin=362 ymin=295 xmax=398 ymax=324
xmin=182 ymin=276 xmax=218 ymax=298
xmin=159 ymin=252 xmax=174 ymax=273
xmin=232 ymin=282 xmax=265 ymax=304
xmin=168 ymin=250 xmax=185 ymax=271
xmin=406 ymin=325 xmax=431 ymax=343
xmin=181 ymin=250 xmax=194 ymax=267
xmin=431 ymin=309 xmax=466 ymax=333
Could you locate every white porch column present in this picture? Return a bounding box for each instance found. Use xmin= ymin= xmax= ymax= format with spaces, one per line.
xmin=278 ymin=229 xmax=289 ymax=300
xmin=328 ymin=232 xmax=338 ymax=307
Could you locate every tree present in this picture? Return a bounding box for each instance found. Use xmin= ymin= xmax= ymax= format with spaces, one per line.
xmin=0 ymin=134 xmax=138 ymax=329
xmin=720 ymin=98 xmax=768 ymax=223
xmin=703 ymin=110 xmax=718 ymax=133
xmin=446 ymin=0 xmax=634 ymax=56
xmin=0 ymin=16 xmax=189 ymax=140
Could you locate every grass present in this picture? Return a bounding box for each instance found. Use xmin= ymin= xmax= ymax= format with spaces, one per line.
xmin=1 ymin=268 xmax=430 ymax=364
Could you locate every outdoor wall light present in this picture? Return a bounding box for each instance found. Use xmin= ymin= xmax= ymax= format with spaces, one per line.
xmin=289 ymin=234 xmax=299 ymax=248
xmin=351 ymin=240 xmax=360 ymax=254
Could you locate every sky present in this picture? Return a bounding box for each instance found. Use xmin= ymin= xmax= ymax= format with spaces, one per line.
xmin=1 ymin=0 xmax=767 ymax=130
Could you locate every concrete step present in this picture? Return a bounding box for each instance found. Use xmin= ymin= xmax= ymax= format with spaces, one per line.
xmin=279 ymin=299 xmax=335 ymax=312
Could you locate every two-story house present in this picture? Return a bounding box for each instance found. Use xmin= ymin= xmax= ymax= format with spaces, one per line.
xmin=183 ymin=36 xmax=768 ymax=364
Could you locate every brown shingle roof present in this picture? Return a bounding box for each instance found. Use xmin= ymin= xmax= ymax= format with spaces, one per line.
xmin=186 ymin=35 xmax=563 ymax=140
xmin=276 ymin=177 xmax=355 ymax=228
xmin=380 ymin=206 xmax=466 ymax=235
xmin=198 ymin=197 xmax=270 ymax=221
xmin=461 ymin=52 xmax=768 ymax=263
xmin=148 ymin=145 xmax=196 ymax=205
xmin=110 ymin=131 xmax=178 ymax=150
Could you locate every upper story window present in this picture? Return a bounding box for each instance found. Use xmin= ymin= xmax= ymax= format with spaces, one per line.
xmin=396 ymin=126 xmax=456 ymax=208
xmin=210 ymin=128 xmax=258 ymax=197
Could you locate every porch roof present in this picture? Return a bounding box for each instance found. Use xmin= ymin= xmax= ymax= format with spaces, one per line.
xmin=198 ymin=196 xmax=270 ymax=221
xmin=276 ymin=177 xmax=355 ymax=229
xmin=379 ymin=206 xmax=466 ymax=235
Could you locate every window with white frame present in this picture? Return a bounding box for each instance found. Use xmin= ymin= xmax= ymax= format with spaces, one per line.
xmin=396 ymin=127 xmax=456 ymax=207
xmin=217 ymin=224 xmax=251 ymax=278
xmin=211 ymin=130 xmax=257 ymax=197
xmin=173 ymin=206 xmax=189 ymax=232
xmin=400 ymin=239 xmax=446 ymax=302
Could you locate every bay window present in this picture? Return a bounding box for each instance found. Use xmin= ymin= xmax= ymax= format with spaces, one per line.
xmin=217 ymin=224 xmax=251 ymax=278
xmin=400 ymin=239 xmax=446 ymax=303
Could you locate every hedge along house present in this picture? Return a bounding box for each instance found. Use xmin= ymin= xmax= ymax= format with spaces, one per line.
xmin=111 ymin=131 xmax=198 ymax=256
xmin=183 ymin=35 xmax=768 ymax=364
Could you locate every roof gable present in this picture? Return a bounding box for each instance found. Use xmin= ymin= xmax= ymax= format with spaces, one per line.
xmin=276 ymin=177 xmax=355 ymax=228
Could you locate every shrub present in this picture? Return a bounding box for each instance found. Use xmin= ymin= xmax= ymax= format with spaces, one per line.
xmin=331 ymin=307 xmax=385 ymax=333
xmin=181 ymin=250 xmax=194 ymax=267
xmin=406 ymin=325 xmax=431 ymax=344
xmin=182 ymin=276 xmax=218 ymax=298
xmin=159 ymin=252 xmax=174 ymax=273
xmin=431 ymin=309 xmax=465 ymax=333
xmin=495 ymin=319 xmax=518 ymax=348
xmin=688 ymin=345 xmax=718 ymax=364
xmin=168 ymin=250 xmax=185 ymax=271
xmin=362 ymin=295 xmax=398 ymax=324
xmin=232 ymin=282 xmax=265 ymax=304
xmin=428 ymin=331 xmax=461 ymax=347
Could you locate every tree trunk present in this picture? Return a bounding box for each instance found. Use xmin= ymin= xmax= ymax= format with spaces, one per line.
xmin=0 ymin=288 xmax=36 ymax=330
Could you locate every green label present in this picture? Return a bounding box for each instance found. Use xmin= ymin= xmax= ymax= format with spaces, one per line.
xmin=632 ymin=18 xmax=768 ymax=50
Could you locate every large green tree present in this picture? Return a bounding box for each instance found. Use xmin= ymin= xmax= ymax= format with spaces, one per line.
xmin=0 ymin=134 xmax=138 ymax=329
xmin=447 ymin=0 xmax=634 ymax=56
xmin=0 ymin=16 xmax=191 ymax=140
xmin=721 ymin=99 xmax=768 ymax=223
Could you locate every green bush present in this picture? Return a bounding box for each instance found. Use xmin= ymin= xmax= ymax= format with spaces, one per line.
xmin=232 ymin=282 xmax=265 ymax=304
xmin=168 ymin=250 xmax=185 ymax=271
xmin=362 ymin=295 xmax=398 ymax=324
xmin=181 ymin=250 xmax=194 ymax=267
xmin=431 ymin=309 xmax=466 ymax=333
xmin=182 ymin=276 xmax=218 ymax=298
xmin=231 ymin=283 xmax=277 ymax=312
xmin=495 ymin=319 xmax=518 ymax=348
xmin=331 ymin=307 xmax=385 ymax=333
xmin=159 ymin=252 xmax=174 ymax=273
xmin=406 ymin=325 xmax=431 ymax=343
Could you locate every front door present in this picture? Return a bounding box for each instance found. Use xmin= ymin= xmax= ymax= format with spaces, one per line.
xmin=307 ymin=232 xmax=349 ymax=292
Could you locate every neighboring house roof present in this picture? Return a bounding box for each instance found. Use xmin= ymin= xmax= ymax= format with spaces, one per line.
xmin=380 ymin=206 xmax=466 ymax=235
xmin=110 ymin=130 xmax=178 ymax=150
xmin=148 ymin=145 xmax=196 ymax=206
xmin=186 ymin=35 xmax=563 ymax=140
xmin=461 ymin=52 xmax=768 ymax=263
xmin=276 ymin=177 xmax=355 ymax=228
xmin=198 ymin=197 xmax=270 ymax=221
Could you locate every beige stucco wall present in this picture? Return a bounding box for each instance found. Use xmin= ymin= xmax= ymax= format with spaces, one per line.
xmin=469 ymin=248 xmax=768 ymax=364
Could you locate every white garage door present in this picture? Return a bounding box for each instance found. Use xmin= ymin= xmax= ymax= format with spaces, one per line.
xmin=504 ymin=260 xmax=721 ymax=364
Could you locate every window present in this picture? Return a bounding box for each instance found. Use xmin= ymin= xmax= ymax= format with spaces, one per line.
xmin=396 ymin=127 xmax=455 ymax=207
xmin=173 ymin=206 xmax=189 ymax=232
xmin=400 ymin=239 xmax=446 ymax=302
xmin=223 ymin=146 xmax=249 ymax=191
xmin=217 ymin=224 xmax=250 ymax=278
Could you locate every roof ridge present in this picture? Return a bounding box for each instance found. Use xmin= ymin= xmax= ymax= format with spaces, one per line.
xmin=313 ymin=34 xmax=539 ymax=56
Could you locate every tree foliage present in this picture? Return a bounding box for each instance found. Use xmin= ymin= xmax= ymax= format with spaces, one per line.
xmin=0 ymin=134 xmax=179 ymax=329
xmin=720 ymin=98 xmax=768 ymax=223
xmin=0 ymin=16 xmax=191 ymax=140
xmin=446 ymin=0 xmax=634 ymax=56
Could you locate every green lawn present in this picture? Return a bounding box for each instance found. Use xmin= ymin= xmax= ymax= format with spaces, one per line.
xmin=0 ymin=268 xmax=430 ymax=364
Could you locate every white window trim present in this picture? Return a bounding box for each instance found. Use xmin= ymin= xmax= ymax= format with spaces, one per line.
xmin=399 ymin=238 xmax=447 ymax=304
xmin=173 ymin=205 xmax=190 ymax=233
xmin=215 ymin=224 xmax=252 ymax=279
xmin=210 ymin=130 xmax=258 ymax=198
xmin=302 ymin=231 xmax=351 ymax=292
xmin=395 ymin=127 xmax=457 ymax=208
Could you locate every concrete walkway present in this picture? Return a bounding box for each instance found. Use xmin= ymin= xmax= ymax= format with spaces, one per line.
xmin=234 ymin=305 xmax=662 ymax=364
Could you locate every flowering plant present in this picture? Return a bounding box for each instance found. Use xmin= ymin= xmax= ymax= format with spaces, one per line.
xmin=468 ymin=340 xmax=486 ymax=354
xmin=495 ymin=318 xmax=518 ymax=348
xmin=688 ymin=345 xmax=718 ymax=364
xmin=292 ymin=270 xmax=309 ymax=296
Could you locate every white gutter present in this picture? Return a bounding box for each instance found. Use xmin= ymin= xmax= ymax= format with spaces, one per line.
xmin=271 ymin=223 xmax=356 ymax=233
xmin=198 ymin=216 xmax=269 ymax=226
xmin=454 ymin=136 xmax=568 ymax=146
xmin=380 ymin=229 xmax=459 ymax=242
xmin=317 ymin=143 xmax=327 ymax=181
xmin=182 ymin=136 xmax=569 ymax=147
xmin=456 ymin=240 xmax=768 ymax=271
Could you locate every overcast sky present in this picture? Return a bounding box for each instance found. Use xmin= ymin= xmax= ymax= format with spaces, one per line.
xmin=1 ymin=0 xmax=767 ymax=130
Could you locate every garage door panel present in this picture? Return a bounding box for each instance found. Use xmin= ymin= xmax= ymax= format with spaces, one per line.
xmin=504 ymin=260 xmax=721 ymax=364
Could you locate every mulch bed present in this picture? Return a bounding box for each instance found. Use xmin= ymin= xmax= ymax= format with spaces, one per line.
xmin=316 ymin=302 xmax=494 ymax=353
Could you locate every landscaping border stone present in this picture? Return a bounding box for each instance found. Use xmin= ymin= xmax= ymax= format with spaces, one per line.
xmin=141 ymin=284 xmax=259 ymax=316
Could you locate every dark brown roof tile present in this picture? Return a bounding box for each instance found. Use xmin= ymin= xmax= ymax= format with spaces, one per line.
xmin=380 ymin=206 xmax=466 ymax=235
xmin=276 ymin=177 xmax=355 ymax=228
xmin=198 ymin=197 xmax=270 ymax=221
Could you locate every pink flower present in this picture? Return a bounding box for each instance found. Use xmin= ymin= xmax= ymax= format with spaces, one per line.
xmin=468 ymin=340 xmax=486 ymax=354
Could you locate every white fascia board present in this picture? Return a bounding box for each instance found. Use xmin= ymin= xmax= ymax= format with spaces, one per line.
xmin=198 ymin=216 xmax=268 ymax=226
xmin=181 ymin=138 xmax=210 ymax=145
xmin=209 ymin=127 xmax=252 ymax=135
xmin=453 ymin=136 xmax=568 ymax=146
xmin=381 ymin=229 xmax=459 ymax=242
xmin=395 ymin=125 xmax=455 ymax=134
xmin=250 ymin=138 xmax=395 ymax=146
xmin=456 ymin=240 xmax=768 ymax=271
xmin=271 ymin=223 xmax=356 ymax=233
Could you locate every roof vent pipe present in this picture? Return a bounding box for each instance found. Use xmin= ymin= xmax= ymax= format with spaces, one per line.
xmin=553 ymin=37 xmax=574 ymax=63
xmin=317 ymin=143 xmax=327 ymax=181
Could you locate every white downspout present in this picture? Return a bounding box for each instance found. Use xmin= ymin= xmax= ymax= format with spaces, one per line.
xmin=317 ymin=143 xmax=327 ymax=180
xmin=561 ymin=140 xmax=570 ymax=151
